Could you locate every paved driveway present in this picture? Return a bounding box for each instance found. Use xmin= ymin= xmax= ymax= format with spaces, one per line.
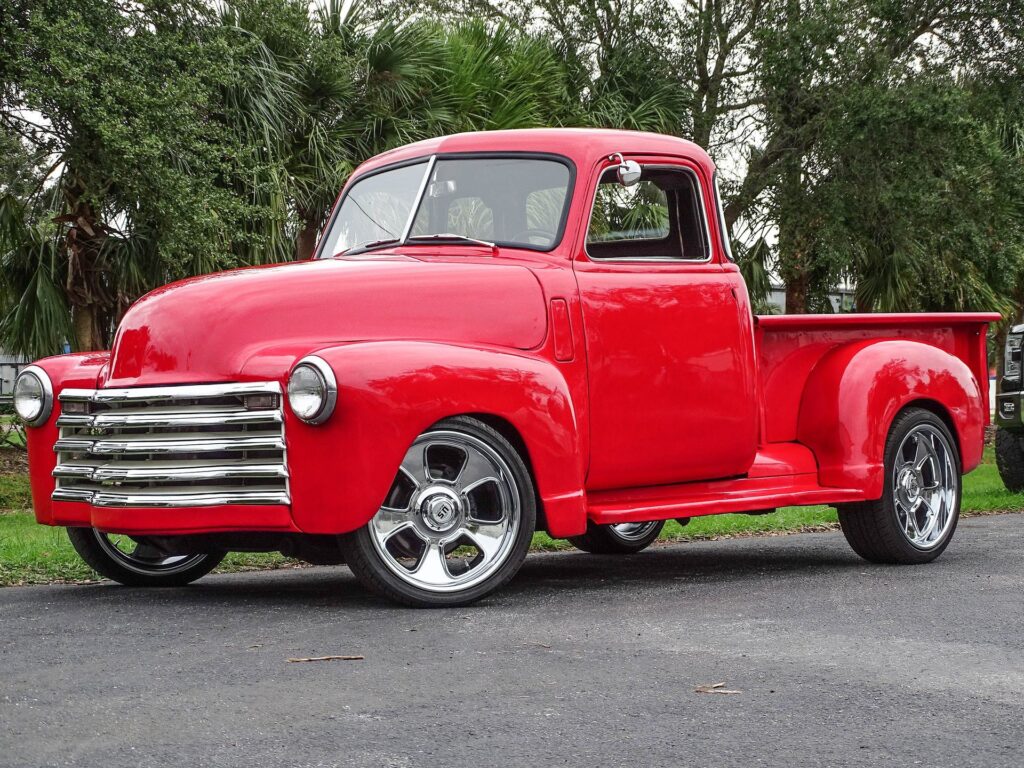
xmin=2 ymin=515 xmax=1023 ymax=767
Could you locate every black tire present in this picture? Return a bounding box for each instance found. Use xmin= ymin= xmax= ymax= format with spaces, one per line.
xmin=837 ymin=408 xmax=961 ymax=564
xmin=568 ymin=520 xmax=665 ymax=554
xmin=66 ymin=527 xmax=223 ymax=587
xmin=339 ymin=416 xmax=537 ymax=608
xmin=995 ymin=428 xmax=1024 ymax=493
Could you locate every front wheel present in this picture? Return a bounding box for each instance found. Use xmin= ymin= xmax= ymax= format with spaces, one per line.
xmin=66 ymin=527 xmax=223 ymax=586
xmin=568 ymin=520 xmax=665 ymax=554
xmin=837 ymin=408 xmax=961 ymax=564
xmin=339 ymin=416 xmax=536 ymax=608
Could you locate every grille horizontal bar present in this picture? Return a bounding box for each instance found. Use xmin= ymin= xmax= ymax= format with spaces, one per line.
xmin=52 ymin=381 xmax=289 ymax=509
xmin=52 ymin=485 xmax=291 ymax=507
xmin=55 ymin=432 xmax=285 ymax=455
xmin=59 ymin=381 xmax=280 ymax=403
xmin=56 ymin=407 xmax=281 ymax=430
xmin=53 ymin=459 xmax=289 ymax=483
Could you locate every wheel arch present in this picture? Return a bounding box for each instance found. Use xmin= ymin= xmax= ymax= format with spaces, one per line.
xmin=797 ymin=339 xmax=985 ymax=499
xmin=901 ymin=398 xmax=962 ymax=462
xmin=462 ymin=412 xmax=551 ymax=536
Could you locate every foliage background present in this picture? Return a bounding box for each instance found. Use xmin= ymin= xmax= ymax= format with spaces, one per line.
xmin=1 ymin=0 xmax=1023 ymax=359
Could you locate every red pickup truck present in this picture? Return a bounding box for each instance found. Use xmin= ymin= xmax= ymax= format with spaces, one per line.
xmin=15 ymin=129 xmax=996 ymax=607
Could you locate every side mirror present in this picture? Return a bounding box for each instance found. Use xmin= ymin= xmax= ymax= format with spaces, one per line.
xmin=609 ymin=153 xmax=642 ymax=187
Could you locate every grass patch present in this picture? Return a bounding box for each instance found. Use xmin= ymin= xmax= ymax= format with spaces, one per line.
xmin=2 ymin=446 xmax=1022 ymax=586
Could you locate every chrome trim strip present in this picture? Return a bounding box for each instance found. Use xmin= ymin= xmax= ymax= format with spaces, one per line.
xmin=59 ymin=381 xmax=282 ymax=403
xmin=399 ymin=154 xmax=437 ymax=243
xmin=52 ymin=486 xmax=291 ymax=508
xmin=53 ymin=460 xmax=289 ymax=483
xmin=54 ymin=433 xmax=285 ymax=455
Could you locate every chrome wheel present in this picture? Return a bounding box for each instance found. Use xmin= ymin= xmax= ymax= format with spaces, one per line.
xmin=892 ymin=424 xmax=958 ymax=550
xmin=609 ymin=521 xmax=662 ymax=542
xmin=368 ymin=430 xmax=522 ymax=593
xmin=93 ymin=531 xmax=207 ymax=576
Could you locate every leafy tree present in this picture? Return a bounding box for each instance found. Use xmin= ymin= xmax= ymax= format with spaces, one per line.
xmin=0 ymin=0 xmax=292 ymax=353
xmin=747 ymin=0 xmax=1024 ymax=312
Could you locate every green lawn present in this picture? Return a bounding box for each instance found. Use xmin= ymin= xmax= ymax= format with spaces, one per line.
xmin=1 ymin=447 xmax=1020 ymax=586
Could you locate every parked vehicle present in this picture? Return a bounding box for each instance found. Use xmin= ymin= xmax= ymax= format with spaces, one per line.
xmin=15 ymin=129 xmax=997 ymax=607
xmin=995 ymin=324 xmax=1024 ymax=491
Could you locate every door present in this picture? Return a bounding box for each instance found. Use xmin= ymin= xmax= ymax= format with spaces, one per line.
xmin=575 ymin=159 xmax=758 ymax=491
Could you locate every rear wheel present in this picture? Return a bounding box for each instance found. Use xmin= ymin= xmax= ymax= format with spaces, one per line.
xmin=339 ymin=416 xmax=536 ymax=608
xmin=837 ymin=408 xmax=961 ymax=564
xmin=569 ymin=520 xmax=665 ymax=554
xmin=66 ymin=527 xmax=223 ymax=586
xmin=995 ymin=428 xmax=1024 ymax=492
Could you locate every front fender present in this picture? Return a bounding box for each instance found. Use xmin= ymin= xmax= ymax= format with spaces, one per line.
xmin=796 ymin=339 xmax=985 ymax=498
xmin=285 ymin=341 xmax=587 ymax=537
xmin=24 ymin=352 xmax=110 ymax=526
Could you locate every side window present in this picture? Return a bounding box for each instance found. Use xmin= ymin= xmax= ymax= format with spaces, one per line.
xmin=588 ymin=181 xmax=670 ymax=243
xmin=586 ymin=166 xmax=709 ymax=261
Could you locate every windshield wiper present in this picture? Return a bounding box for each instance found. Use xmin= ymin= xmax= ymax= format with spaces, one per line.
xmin=341 ymin=233 xmax=498 ymax=257
xmin=340 ymin=237 xmax=400 ymax=256
xmin=406 ymin=233 xmax=497 ymax=252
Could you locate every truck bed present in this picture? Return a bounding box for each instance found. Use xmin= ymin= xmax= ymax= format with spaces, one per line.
xmin=755 ymin=313 xmax=993 ymax=445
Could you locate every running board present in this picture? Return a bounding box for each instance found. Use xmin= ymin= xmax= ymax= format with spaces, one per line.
xmin=587 ymin=474 xmax=866 ymax=525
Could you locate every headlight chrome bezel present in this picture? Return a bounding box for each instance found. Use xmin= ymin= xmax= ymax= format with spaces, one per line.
xmin=13 ymin=365 xmax=54 ymax=427
xmin=287 ymin=355 xmax=337 ymax=425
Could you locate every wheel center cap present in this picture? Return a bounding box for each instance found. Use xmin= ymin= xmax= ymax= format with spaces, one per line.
xmin=417 ymin=487 xmax=462 ymax=533
xmin=899 ymin=469 xmax=921 ymax=501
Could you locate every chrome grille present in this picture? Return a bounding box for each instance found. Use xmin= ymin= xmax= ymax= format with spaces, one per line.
xmin=52 ymin=382 xmax=290 ymax=507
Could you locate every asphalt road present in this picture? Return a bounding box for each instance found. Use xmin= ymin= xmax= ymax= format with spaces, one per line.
xmin=2 ymin=515 xmax=1023 ymax=768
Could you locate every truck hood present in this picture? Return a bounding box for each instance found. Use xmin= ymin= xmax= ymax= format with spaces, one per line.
xmin=106 ymin=257 xmax=547 ymax=387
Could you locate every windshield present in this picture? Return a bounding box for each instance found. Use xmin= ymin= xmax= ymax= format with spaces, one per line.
xmin=317 ymin=156 xmax=572 ymax=257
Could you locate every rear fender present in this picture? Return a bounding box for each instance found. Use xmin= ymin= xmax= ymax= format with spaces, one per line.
xmin=286 ymin=341 xmax=587 ymax=537
xmin=796 ymin=340 xmax=984 ymax=498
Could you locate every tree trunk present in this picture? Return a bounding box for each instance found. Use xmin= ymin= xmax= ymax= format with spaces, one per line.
xmin=294 ymin=216 xmax=320 ymax=261
xmin=72 ymin=304 xmax=102 ymax=352
xmin=784 ymin=272 xmax=808 ymax=314
xmin=61 ymin=174 xmax=114 ymax=350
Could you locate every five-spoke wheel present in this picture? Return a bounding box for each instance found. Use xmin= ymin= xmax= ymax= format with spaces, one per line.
xmin=340 ymin=416 xmax=536 ymax=607
xmin=838 ymin=407 xmax=962 ymax=563
xmin=66 ymin=527 xmax=222 ymax=586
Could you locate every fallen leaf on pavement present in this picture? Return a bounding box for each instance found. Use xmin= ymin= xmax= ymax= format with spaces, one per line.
xmin=695 ymin=682 xmax=741 ymax=695
xmin=287 ymin=655 xmax=364 ymax=663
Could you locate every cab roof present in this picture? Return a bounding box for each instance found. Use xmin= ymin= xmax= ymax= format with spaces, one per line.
xmin=354 ymin=128 xmax=716 ymax=178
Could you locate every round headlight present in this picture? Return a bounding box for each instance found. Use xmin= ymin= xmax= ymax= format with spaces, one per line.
xmin=287 ymin=356 xmax=337 ymax=425
xmin=13 ymin=366 xmax=53 ymax=427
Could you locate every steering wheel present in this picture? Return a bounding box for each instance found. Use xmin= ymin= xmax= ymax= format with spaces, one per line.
xmin=512 ymin=228 xmax=556 ymax=245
